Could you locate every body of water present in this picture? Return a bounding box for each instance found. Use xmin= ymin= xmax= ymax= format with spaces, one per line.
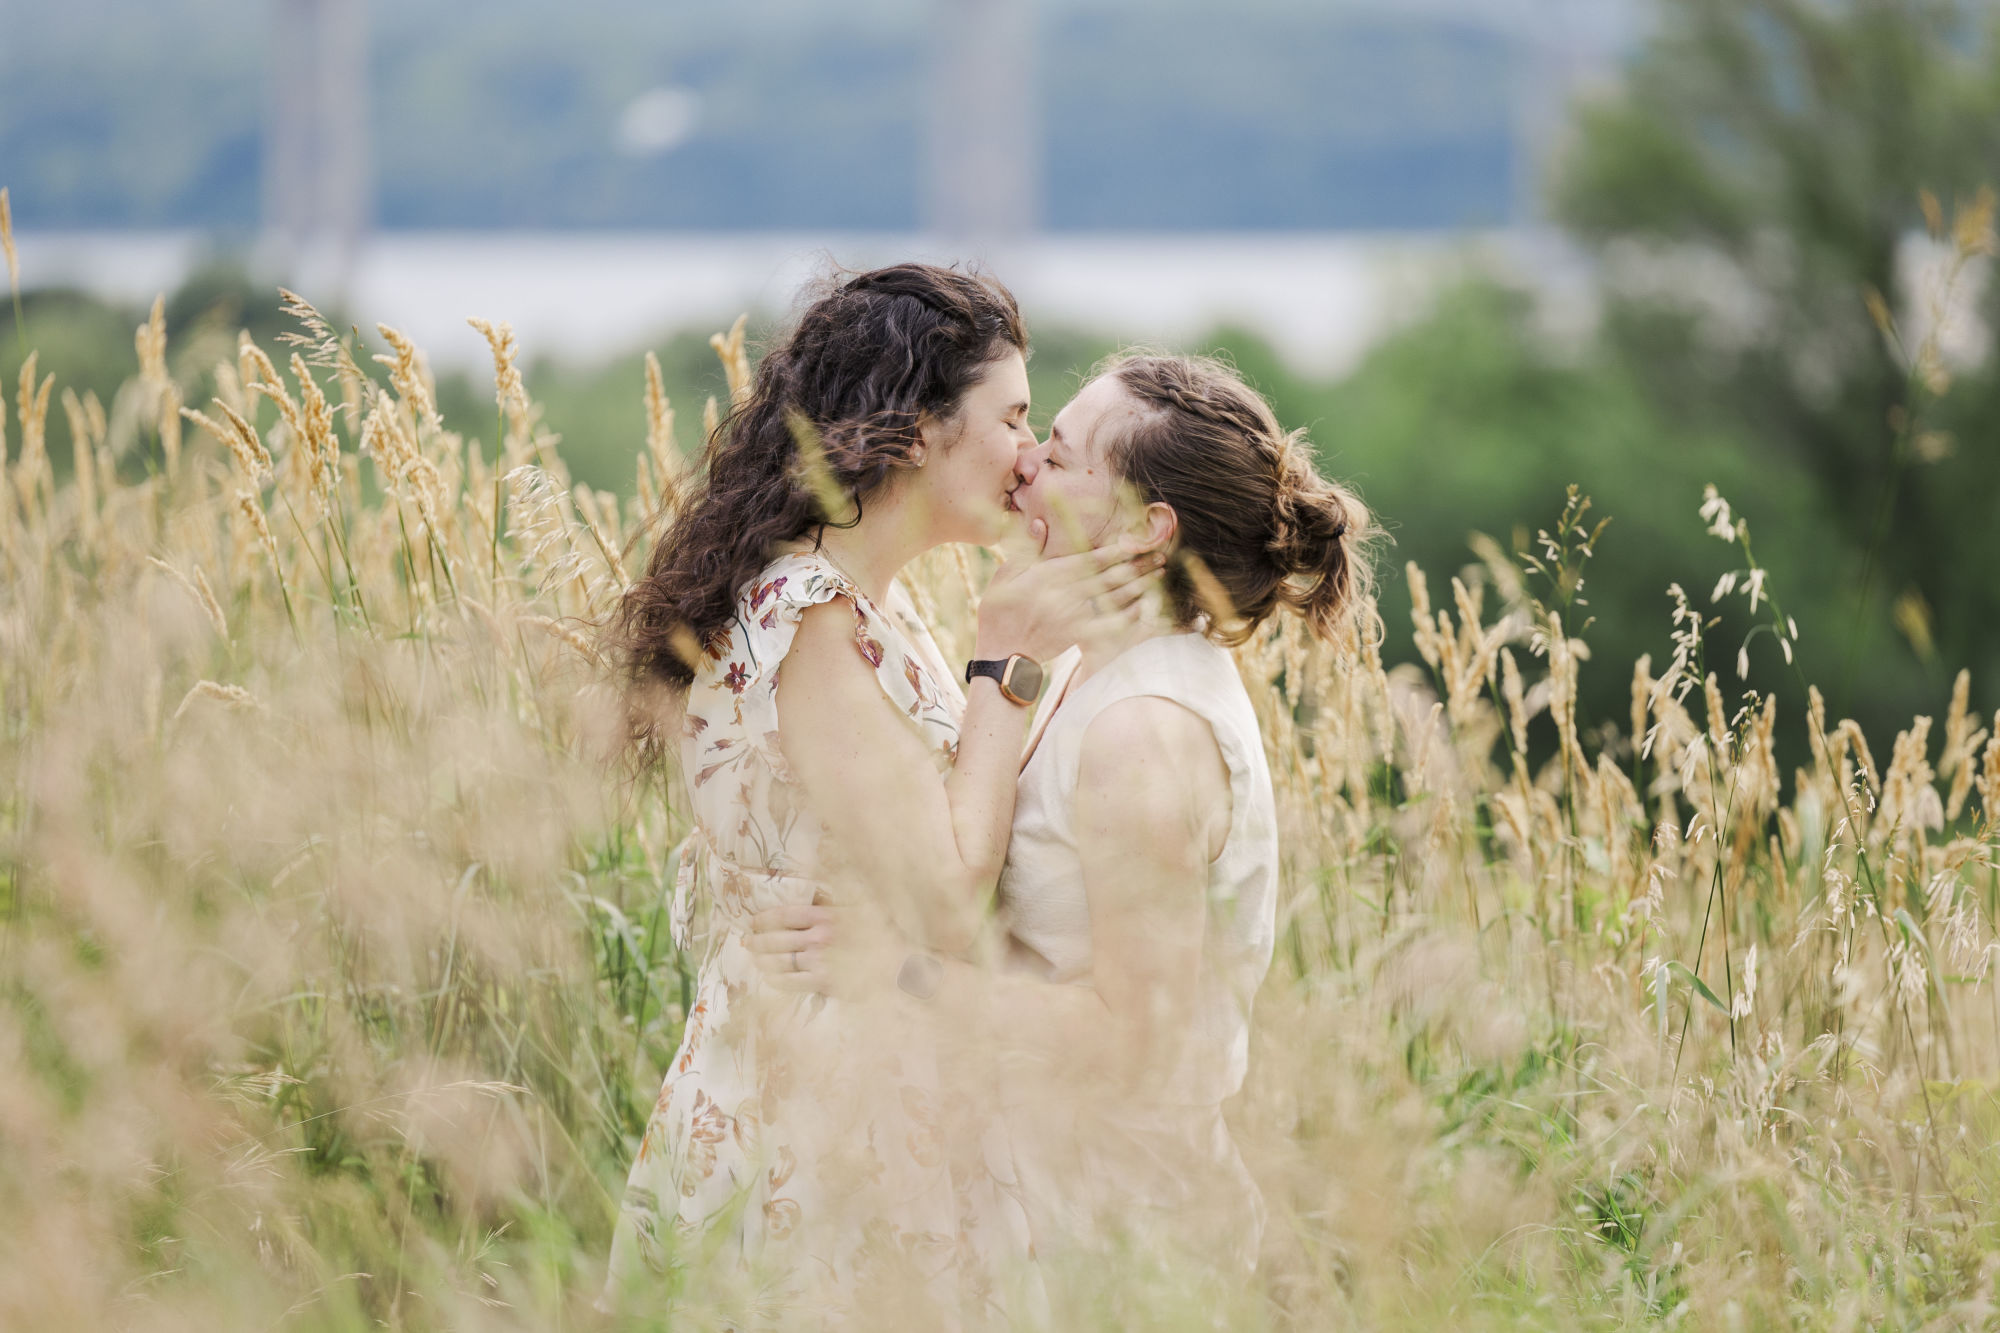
xmin=10 ymin=229 xmax=1594 ymax=374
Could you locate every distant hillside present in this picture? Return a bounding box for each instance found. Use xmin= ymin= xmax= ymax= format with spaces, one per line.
xmin=0 ymin=0 xmax=1636 ymax=231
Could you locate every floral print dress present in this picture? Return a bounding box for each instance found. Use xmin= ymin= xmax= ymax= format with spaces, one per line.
xmin=607 ymin=551 xmax=1032 ymax=1325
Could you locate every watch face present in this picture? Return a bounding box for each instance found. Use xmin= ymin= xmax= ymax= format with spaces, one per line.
xmin=1002 ymin=655 xmax=1044 ymax=703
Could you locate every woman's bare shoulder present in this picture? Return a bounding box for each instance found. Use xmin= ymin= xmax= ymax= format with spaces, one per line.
xmin=1078 ymin=695 xmax=1225 ymax=793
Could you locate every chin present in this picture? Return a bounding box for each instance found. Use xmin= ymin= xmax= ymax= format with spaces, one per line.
xmin=954 ymin=506 xmax=1012 ymax=548
xmin=1009 ymin=511 xmax=1051 ymax=553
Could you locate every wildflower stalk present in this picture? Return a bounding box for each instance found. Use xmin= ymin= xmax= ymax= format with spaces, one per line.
xmin=1522 ymin=487 xmax=1606 ymax=940
xmin=273 ymin=484 xmax=338 ymax=616
xmin=394 ymin=499 xmax=421 ymax=633
xmin=1665 ymin=602 xmax=1739 ymax=1073
xmin=1 ymin=187 xmax=24 ymax=357
xmin=325 ymin=468 xmax=373 ymax=632
xmin=238 ymin=489 xmax=301 ymax=645
xmin=491 ymin=463 xmax=504 ymax=593
xmin=1702 ymin=484 xmax=1965 ymax=1212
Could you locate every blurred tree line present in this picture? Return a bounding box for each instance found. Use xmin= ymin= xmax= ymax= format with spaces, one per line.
xmin=1236 ymin=0 xmax=2000 ymax=768
xmin=4 ymin=0 xmax=1997 ymax=770
xmin=0 ymin=0 xmax=1522 ymax=232
xmin=1551 ymin=0 xmax=2000 ymax=759
xmin=1166 ymin=0 xmax=2000 ymax=762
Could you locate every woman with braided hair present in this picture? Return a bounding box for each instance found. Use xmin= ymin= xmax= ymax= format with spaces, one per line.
xmin=752 ymin=351 xmax=1372 ymax=1283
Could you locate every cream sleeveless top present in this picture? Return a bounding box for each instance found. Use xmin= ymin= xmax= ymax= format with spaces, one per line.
xmin=997 ymin=631 xmax=1278 ymax=1264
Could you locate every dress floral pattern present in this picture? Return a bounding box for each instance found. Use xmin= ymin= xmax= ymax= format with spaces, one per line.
xmin=607 ymin=551 xmax=1031 ymax=1325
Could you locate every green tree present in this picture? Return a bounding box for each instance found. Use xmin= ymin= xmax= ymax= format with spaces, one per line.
xmin=1555 ymin=0 xmax=2000 ymax=714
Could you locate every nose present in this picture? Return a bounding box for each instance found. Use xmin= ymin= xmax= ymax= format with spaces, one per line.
xmin=1014 ymin=437 xmax=1049 ymax=486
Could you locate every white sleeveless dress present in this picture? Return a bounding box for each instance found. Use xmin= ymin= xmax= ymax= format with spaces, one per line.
xmin=997 ymin=631 xmax=1278 ymax=1270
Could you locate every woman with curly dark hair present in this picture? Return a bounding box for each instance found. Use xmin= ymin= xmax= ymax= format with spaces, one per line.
xmin=604 ymin=263 xmax=1158 ymax=1322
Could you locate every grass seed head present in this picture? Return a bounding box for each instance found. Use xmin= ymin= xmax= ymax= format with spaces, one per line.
xmin=183 ymin=400 xmax=273 ymax=487
xmin=156 ymin=381 xmax=181 ymax=476
xmin=16 ymin=352 xmax=53 ymax=498
xmin=148 ymin=556 xmax=228 ymax=640
xmin=248 ymin=354 xmax=307 ymax=458
xmin=374 ymin=323 xmax=442 ymax=436
xmin=1501 ymin=647 xmax=1528 ymax=757
xmin=60 ymin=388 xmax=100 ymax=533
xmin=234 ymin=488 xmax=278 ymax=564
xmin=643 ymin=349 xmax=679 ymax=484
xmin=238 ymin=331 xmax=279 ymax=398
xmin=1978 ymin=720 xmax=2000 ymax=830
xmin=134 ymin=294 xmax=170 ymax=391
xmin=290 ymin=352 xmax=339 ymax=511
xmin=505 ymin=463 xmax=584 ymax=595
xmin=709 ymin=313 xmax=751 ymax=407
xmin=170 ymin=679 xmax=256 ymax=722
xmin=0 ymin=186 xmax=17 ymax=293
xmin=468 ymin=317 xmax=530 ymax=431
xmin=276 ymin=287 xmax=360 ymax=378
xmin=571 ymin=483 xmax=630 ymax=591
xmin=519 ymin=613 xmax=605 ymax=668
xmin=1953 ymin=185 xmax=1998 ymax=259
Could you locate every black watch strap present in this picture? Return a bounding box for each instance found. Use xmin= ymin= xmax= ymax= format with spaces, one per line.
xmin=965 ymin=658 xmax=1008 ymax=688
xmin=965 ymin=655 xmax=1045 ymax=705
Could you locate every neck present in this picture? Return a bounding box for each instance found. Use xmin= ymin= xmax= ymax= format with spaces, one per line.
xmin=1075 ymin=601 xmax=1180 ymax=683
xmin=806 ymin=490 xmax=932 ymax=604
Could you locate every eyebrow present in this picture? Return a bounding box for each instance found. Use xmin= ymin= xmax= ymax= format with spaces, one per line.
xmin=1048 ymin=422 xmax=1069 ymax=457
xmin=1005 ymin=400 xmax=1029 ymax=417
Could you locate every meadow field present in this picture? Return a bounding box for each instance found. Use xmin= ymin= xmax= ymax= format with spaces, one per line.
xmin=3 ymin=206 xmax=2000 ymax=1328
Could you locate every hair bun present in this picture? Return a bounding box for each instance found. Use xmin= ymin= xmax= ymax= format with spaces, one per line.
xmin=1264 ymin=434 xmax=1367 ymax=641
xmin=1266 ymin=435 xmax=1347 ymax=555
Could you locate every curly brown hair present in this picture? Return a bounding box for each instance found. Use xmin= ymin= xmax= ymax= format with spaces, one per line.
xmin=613 ymin=263 xmax=1028 ymax=694
xmin=1102 ymin=352 xmax=1373 ymax=647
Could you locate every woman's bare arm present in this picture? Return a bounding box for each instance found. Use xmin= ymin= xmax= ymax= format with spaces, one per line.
xmin=777 ymin=596 xmax=1033 ymax=953
xmin=761 ymin=691 xmax=1231 ymax=1095
xmin=774 ymin=548 xmax=1161 ymax=955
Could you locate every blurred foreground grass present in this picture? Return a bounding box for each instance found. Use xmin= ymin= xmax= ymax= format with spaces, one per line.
xmin=1 ymin=282 xmax=1999 ymax=1331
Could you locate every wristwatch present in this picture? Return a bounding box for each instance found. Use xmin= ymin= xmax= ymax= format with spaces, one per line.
xmin=896 ymin=951 xmax=944 ymax=1001
xmin=964 ymin=654 xmax=1045 ymax=706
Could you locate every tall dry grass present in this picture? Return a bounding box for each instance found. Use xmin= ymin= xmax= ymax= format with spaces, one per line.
xmin=0 ymin=238 xmax=1997 ymax=1329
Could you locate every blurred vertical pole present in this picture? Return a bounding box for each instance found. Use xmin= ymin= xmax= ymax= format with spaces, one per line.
xmin=926 ymin=0 xmax=1040 ymax=246
xmin=264 ymin=0 xmax=370 ymax=295
xmin=319 ymin=0 xmax=370 ymax=279
xmin=1509 ymin=18 xmax=1575 ymax=225
xmin=1509 ymin=0 xmax=1644 ymax=226
xmin=265 ymin=0 xmax=314 ymax=263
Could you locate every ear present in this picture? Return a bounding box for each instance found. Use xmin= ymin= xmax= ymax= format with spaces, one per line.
xmin=914 ymin=406 xmax=957 ymax=457
xmin=1126 ymin=501 xmax=1178 ymax=555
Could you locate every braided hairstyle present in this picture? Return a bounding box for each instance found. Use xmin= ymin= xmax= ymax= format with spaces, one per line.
xmin=1102 ymin=352 xmax=1372 ymax=646
xmin=613 ymin=263 xmax=1028 ymax=693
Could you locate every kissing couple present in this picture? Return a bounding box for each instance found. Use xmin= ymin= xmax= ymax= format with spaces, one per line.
xmin=603 ymin=263 xmax=1369 ymax=1328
